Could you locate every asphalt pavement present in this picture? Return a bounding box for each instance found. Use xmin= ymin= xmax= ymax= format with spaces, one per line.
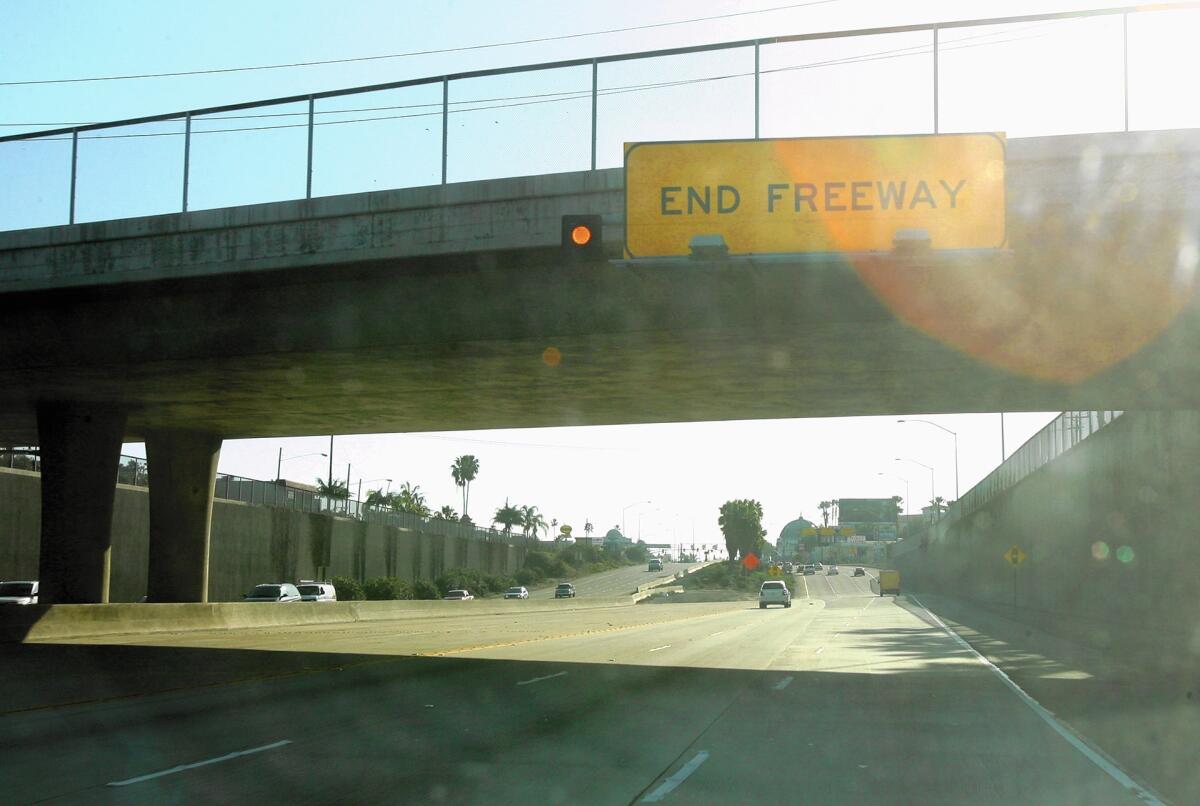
xmin=528 ymin=561 xmax=703 ymax=598
xmin=0 ymin=568 xmax=1177 ymax=805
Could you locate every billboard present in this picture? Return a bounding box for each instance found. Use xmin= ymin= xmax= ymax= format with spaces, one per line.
xmin=838 ymin=498 xmax=898 ymax=525
xmin=624 ymin=133 xmax=1005 ymax=258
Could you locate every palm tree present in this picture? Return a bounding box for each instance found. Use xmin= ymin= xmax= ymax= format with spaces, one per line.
xmin=432 ymin=504 xmax=458 ymax=521
xmin=389 ymin=482 xmax=430 ymax=518
xmin=929 ymin=496 xmax=947 ymax=522
xmin=364 ymin=488 xmax=391 ymax=512
xmin=521 ymin=505 xmax=548 ymax=542
xmin=818 ymin=500 xmax=832 ymax=527
xmin=316 ymin=477 xmax=350 ymax=514
xmin=492 ymin=499 xmax=523 ymax=535
xmin=584 ymin=520 xmax=594 ymax=538
xmin=450 ymin=455 xmax=480 ymax=521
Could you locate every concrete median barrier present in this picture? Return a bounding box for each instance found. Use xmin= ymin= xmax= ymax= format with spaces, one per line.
xmin=0 ymin=595 xmax=641 ymax=643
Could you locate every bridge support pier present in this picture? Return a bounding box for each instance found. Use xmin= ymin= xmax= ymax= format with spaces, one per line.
xmin=36 ymin=402 xmax=127 ymax=604
xmin=145 ymin=430 xmax=222 ymax=603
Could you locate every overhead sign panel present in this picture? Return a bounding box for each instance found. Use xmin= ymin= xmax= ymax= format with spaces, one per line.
xmin=624 ymin=133 xmax=1005 ymax=258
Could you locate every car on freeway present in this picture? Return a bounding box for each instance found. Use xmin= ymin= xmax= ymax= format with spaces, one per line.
xmin=759 ymin=580 xmax=792 ymax=609
xmin=297 ymin=581 xmax=337 ymax=601
xmin=783 ymin=562 xmax=793 ymax=573
xmin=0 ymin=580 xmax=39 ymax=604
xmin=814 ymin=562 xmax=823 ymax=570
xmin=503 ymin=586 xmax=529 ymax=599
xmin=648 ymin=558 xmax=664 ymax=571
xmin=802 ymin=564 xmax=816 ymax=575
xmin=828 ymin=565 xmax=839 ymax=575
xmin=243 ymin=583 xmax=301 ymax=602
xmin=853 ymin=567 xmax=866 ymax=577
xmin=443 ymin=589 xmax=474 ymax=601
xmin=554 ymin=582 xmax=576 ymax=598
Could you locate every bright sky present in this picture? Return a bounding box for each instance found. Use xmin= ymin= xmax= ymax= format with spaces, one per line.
xmin=2 ymin=1 xmax=1194 ymax=545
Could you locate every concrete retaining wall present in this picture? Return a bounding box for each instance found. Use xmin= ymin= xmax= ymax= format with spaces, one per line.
xmin=893 ymin=411 xmax=1200 ymax=662
xmin=0 ymin=469 xmax=520 ymax=602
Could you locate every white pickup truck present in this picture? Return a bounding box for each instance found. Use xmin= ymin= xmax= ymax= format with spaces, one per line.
xmin=759 ymin=580 xmax=792 ymax=609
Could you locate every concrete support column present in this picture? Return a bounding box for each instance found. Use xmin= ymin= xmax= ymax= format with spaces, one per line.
xmin=36 ymin=402 xmax=127 ymax=604
xmin=145 ymin=430 xmax=222 ymax=603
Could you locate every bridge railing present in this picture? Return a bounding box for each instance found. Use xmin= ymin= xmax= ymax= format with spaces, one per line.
xmin=2 ymin=4 xmax=1196 ymax=232
xmin=113 ymin=454 xmax=517 ymax=544
xmin=946 ymin=410 xmax=1123 ymax=523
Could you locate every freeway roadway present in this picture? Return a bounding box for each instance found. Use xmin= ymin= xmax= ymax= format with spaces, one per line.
xmin=529 ymin=560 xmax=704 ymax=599
xmin=0 ymin=574 xmax=1166 ymax=805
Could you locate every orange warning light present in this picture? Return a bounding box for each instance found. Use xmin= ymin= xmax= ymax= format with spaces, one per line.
xmin=571 ymin=225 xmax=593 ymax=246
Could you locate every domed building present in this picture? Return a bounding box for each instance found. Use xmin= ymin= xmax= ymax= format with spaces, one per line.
xmin=603 ymin=527 xmax=632 ymax=549
xmin=777 ymin=516 xmax=816 ymax=560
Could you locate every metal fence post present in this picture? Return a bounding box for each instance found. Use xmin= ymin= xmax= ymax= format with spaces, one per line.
xmin=1122 ymin=13 xmax=1129 ymax=132
xmin=590 ymin=59 xmax=598 ymax=170
xmin=68 ymin=129 xmax=78 ymax=225
xmin=754 ymin=40 xmax=761 ymax=139
xmin=305 ymin=96 xmax=315 ymax=199
xmin=441 ymin=77 xmax=449 ymax=184
xmin=182 ymin=113 xmax=192 ymax=213
xmin=932 ymin=28 xmax=939 ymax=134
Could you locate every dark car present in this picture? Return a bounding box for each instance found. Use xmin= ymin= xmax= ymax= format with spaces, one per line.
xmin=554 ymin=582 xmax=576 ymax=599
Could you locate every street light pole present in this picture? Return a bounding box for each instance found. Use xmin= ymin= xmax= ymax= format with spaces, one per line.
xmin=896 ymin=457 xmax=935 ymax=513
xmin=622 ymin=500 xmax=651 ymax=536
xmin=898 ymin=419 xmax=959 ymax=500
xmin=877 ymin=472 xmax=910 ymax=517
xmin=277 ymin=450 xmax=328 ymax=482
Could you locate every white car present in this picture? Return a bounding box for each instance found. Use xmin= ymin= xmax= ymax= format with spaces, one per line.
xmin=827 ymin=565 xmax=839 ymax=575
xmin=0 ymin=580 xmax=38 ymax=604
xmin=297 ymin=581 xmax=337 ymax=601
xmin=243 ymin=583 xmax=301 ymax=602
xmin=443 ymin=589 xmax=474 ymax=601
xmin=759 ymin=580 xmax=792 ymax=609
xmin=503 ymin=586 xmax=529 ymax=599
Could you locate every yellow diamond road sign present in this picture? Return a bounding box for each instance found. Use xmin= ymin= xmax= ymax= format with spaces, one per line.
xmin=1004 ymin=546 xmax=1027 ymax=566
xmin=769 ymin=565 xmax=782 ymax=577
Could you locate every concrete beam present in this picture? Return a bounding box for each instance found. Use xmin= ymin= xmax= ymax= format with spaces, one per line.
xmin=36 ymin=402 xmax=126 ymax=604
xmin=145 ymin=430 xmax=221 ymax=603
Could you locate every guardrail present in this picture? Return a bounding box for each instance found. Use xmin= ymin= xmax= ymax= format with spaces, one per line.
xmin=113 ymin=454 xmax=516 ymax=544
xmin=1 ymin=4 xmax=1193 ymax=232
xmin=946 ymin=410 xmax=1123 ymax=523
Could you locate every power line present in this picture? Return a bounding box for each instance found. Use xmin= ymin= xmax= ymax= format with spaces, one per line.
xmin=7 ymin=23 xmax=1058 ymax=143
xmin=0 ymin=1 xmax=839 ymax=88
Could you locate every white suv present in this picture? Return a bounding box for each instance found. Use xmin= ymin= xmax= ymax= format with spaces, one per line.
xmin=297 ymin=581 xmax=337 ymax=601
xmin=759 ymin=580 xmax=792 ymax=609
xmin=0 ymin=580 xmax=39 ymax=604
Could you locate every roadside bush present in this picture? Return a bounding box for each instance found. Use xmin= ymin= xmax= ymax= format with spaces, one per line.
xmin=411 ymin=579 xmax=440 ymax=600
xmin=436 ymin=568 xmax=520 ymax=597
xmin=513 ymin=568 xmax=540 ymax=586
xmin=362 ymin=577 xmax=412 ymax=600
xmin=331 ymin=575 xmax=364 ymax=601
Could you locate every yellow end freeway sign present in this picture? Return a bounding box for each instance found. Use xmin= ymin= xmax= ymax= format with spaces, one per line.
xmin=1003 ymin=546 xmax=1027 ymax=566
xmin=624 ymin=133 xmax=1006 ymax=258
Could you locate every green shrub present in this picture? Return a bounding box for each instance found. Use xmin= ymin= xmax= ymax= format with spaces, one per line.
xmin=331 ymin=576 xmax=364 ymax=601
xmin=362 ymin=577 xmax=411 ymax=600
xmin=411 ymin=579 xmax=440 ymax=600
xmin=513 ymin=567 xmax=540 ymax=586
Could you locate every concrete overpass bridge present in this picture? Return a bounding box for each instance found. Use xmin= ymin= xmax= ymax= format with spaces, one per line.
xmin=2 ymin=6 xmax=1198 ymax=605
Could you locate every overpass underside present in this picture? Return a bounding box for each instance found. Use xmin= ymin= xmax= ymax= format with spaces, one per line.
xmin=2 ymin=128 xmax=1197 ymax=603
